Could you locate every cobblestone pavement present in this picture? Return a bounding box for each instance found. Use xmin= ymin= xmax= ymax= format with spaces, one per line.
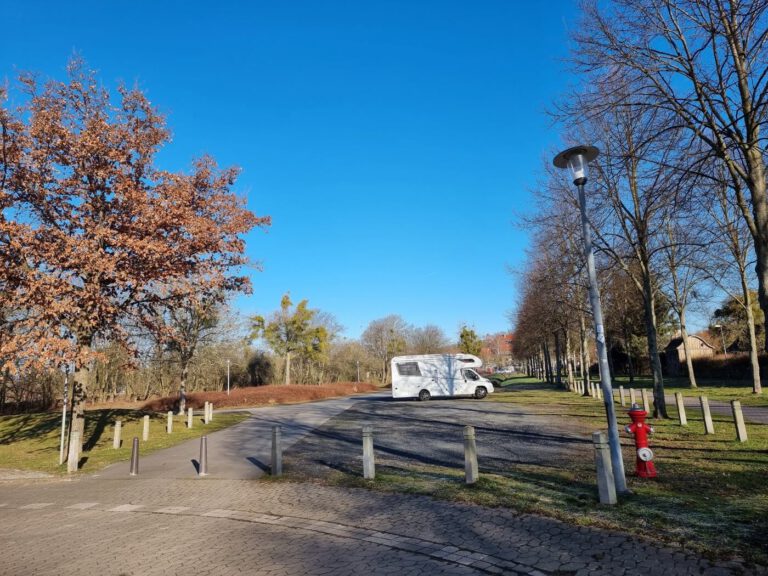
xmin=0 ymin=392 xmax=763 ymax=576
xmin=0 ymin=478 xmax=753 ymax=576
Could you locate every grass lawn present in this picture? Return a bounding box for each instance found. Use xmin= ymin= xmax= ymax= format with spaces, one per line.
xmin=325 ymin=376 xmax=768 ymax=567
xmin=0 ymin=408 xmax=250 ymax=475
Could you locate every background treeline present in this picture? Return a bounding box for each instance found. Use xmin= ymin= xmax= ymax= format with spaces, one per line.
xmin=0 ymin=304 xmax=509 ymax=413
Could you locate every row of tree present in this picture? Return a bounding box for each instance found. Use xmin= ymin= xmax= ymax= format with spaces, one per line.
xmin=1 ymin=282 xmax=505 ymax=412
xmin=513 ymin=0 xmax=768 ymax=416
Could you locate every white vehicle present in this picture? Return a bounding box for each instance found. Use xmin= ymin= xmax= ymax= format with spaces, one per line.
xmin=390 ymin=354 xmax=494 ymax=401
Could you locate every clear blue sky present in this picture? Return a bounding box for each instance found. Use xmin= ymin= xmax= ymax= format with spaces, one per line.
xmin=1 ymin=0 xmax=577 ymax=340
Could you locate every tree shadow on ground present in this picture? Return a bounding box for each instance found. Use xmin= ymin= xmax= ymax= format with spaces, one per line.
xmin=0 ymin=413 xmax=61 ymax=444
xmin=0 ymin=408 xmax=147 ymax=450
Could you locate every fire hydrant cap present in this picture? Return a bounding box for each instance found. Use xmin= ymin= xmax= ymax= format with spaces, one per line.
xmin=627 ymin=403 xmax=648 ymax=423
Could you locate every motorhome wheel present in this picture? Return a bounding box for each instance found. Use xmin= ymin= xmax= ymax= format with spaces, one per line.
xmin=418 ymin=389 xmax=431 ymax=401
xmin=474 ymin=387 xmax=487 ymax=399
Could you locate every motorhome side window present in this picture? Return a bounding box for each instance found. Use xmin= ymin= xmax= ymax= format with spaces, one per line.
xmin=397 ymin=362 xmax=422 ymax=377
xmin=463 ymin=369 xmax=479 ymax=381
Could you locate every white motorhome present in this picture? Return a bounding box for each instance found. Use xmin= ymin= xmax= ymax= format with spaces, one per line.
xmin=390 ymin=354 xmax=494 ymax=401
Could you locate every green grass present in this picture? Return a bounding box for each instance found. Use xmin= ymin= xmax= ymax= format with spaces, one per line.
xmin=0 ymin=409 xmax=250 ymax=475
xmin=322 ymin=376 xmax=768 ymax=567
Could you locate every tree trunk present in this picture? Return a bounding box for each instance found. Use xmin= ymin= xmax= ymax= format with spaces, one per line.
xmin=641 ymin=271 xmax=668 ymax=418
xmin=178 ymin=361 xmax=189 ymax=415
xmin=746 ymin=156 xmax=768 ymax=356
xmin=737 ymin=271 xmax=763 ymax=394
xmin=541 ymin=343 xmax=549 ymax=383
xmin=68 ymin=336 xmax=96 ymax=459
xmin=678 ymin=311 xmax=697 ymax=389
xmin=285 ymin=351 xmax=292 ymax=386
xmin=554 ymin=331 xmax=563 ymax=388
xmin=579 ymin=314 xmax=590 ymax=397
xmin=623 ymin=322 xmax=635 ymax=385
xmin=565 ymin=330 xmax=575 ymax=391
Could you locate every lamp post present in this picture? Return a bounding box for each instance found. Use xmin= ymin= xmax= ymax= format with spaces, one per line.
xmin=713 ymin=324 xmax=727 ymax=358
xmin=226 ymin=359 xmax=231 ymax=395
xmin=553 ymin=145 xmax=628 ymax=494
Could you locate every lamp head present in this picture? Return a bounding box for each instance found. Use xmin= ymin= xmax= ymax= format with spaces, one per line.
xmin=553 ymin=145 xmax=600 ymax=186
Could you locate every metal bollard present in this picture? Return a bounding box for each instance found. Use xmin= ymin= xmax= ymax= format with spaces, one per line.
xmin=463 ymin=426 xmax=479 ymax=484
xmin=592 ymin=431 xmax=617 ymax=505
xmin=129 ymin=437 xmax=139 ymax=476
xmin=167 ymin=411 xmax=173 ymax=434
xmin=362 ymin=425 xmax=375 ymax=480
xmin=67 ymin=431 xmax=80 ymax=474
xmin=199 ymin=436 xmax=209 ymax=476
xmin=271 ymin=425 xmax=282 ymax=477
xmin=113 ymin=420 xmax=122 ymax=449
xmin=700 ymin=396 xmax=715 ymax=434
xmin=187 ymin=407 xmax=193 ymax=429
xmin=619 ymin=386 xmax=626 ymax=407
xmin=204 ymin=402 xmax=210 ymax=424
xmin=731 ymin=400 xmax=748 ymax=442
xmin=209 ymin=402 xmax=213 ymax=422
xmin=675 ymin=392 xmax=687 ymax=426
xmin=142 ymin=415 xmax=150 ymax=441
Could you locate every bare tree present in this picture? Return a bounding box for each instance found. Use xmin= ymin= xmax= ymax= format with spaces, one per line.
xmin=574 ymin=0 xmax=768 ymax=356
xmin=659 ymin=215 xmax=709 ymax=388
xmin=410 ymin=325 xmax=450 ymax=354
xmin=360 ymin=315 xmax=410 ymax=384
xmin=703 ymin=173 xmax=763 ymax=392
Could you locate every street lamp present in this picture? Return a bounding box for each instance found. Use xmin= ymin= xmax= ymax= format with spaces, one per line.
xmin=713 ymin=324 xmax=727 ymax=358
xmin=553 ymin=145 xmax=628 ymax=495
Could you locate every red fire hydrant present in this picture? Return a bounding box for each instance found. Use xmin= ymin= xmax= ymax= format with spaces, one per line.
xmin=625 ymin=403 xmax=657 ymax=478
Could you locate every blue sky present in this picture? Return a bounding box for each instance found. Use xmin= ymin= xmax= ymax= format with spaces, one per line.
xmin=1 ymin=0 xmax=577 ymax=340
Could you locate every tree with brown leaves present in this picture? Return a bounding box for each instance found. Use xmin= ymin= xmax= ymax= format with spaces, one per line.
xmin=0 ymin=59 xmax=269 ymax=453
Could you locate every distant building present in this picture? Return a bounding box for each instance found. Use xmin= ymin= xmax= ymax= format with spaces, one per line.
xmin=663 ymin=335 xmax=716 ymax=375
xmin=480 ymin=332 xmax=514 ymax=369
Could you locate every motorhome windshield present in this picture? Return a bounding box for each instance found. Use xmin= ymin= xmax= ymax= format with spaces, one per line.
xmin=462 ymin=369 xmax=480 ymax=381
